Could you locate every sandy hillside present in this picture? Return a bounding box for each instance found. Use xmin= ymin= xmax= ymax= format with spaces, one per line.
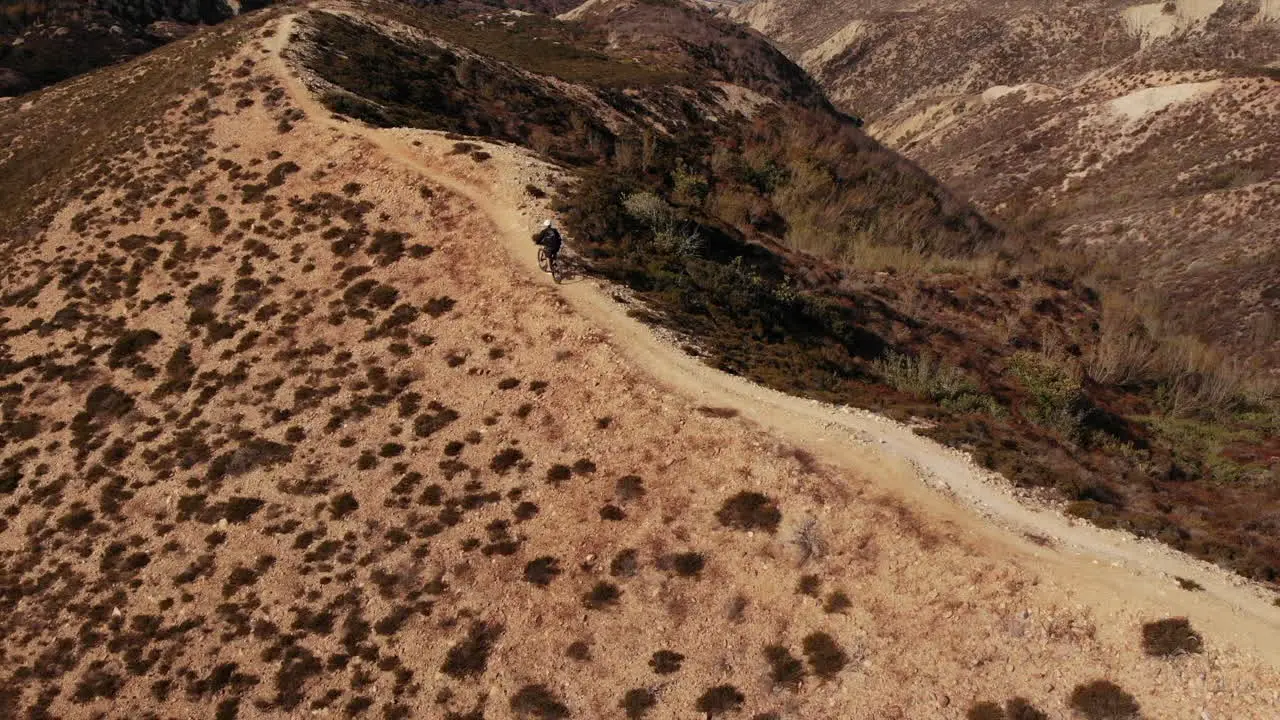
xmin=2 ymin=4 xmax=1280 ymax=719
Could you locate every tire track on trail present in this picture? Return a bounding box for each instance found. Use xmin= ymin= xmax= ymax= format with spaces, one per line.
xmin=265 ymin=10 xmax=1280 ymax=665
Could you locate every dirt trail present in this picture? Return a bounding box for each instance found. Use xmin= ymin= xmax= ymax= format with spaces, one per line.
xmin=267 ymin=12 xmax=1280 ymax=665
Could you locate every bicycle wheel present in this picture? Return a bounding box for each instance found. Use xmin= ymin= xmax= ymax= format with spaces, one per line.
xmin=536 ymin=246 xmax=549 ymax=272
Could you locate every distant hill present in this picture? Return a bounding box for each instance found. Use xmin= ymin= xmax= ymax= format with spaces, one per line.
xmin=731 ymin=0 xmax=1280 ymax=364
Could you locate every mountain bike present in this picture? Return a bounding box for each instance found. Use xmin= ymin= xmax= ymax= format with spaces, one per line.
xmin=536 ymin=246 xmax=560 ymax=283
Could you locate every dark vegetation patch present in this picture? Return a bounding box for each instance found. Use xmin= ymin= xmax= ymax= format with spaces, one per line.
xmin=71 ymin=665 xmax=122 ymax=703
xmin=801 ymin=632 xmax=847 ymax=679
xmin=1175 ymin=576 xmax=1203 ymax=591
xmin=694 ymin=685 xmax=744 ymax=717
xmin=967 ymin=702 xmax=1005 ymax=720
xmin=664 ymin=551 xmax=704 ymax=577
xmin=108 ymin=328 xmax=161 ymax=367
xmin=329 ymin=492 xmax=360 ymax=520
xmin=414 ymin=402 xmax=460 ymax=437
xmin=523 ymin=556 xmax=561 ymax=586
xmin=620 ymin=688 xmax=657 ymax=719
xmin=648 ymin=650 xmax=684 ymax=674
xmin=763 ymin=645 xmax=805 ymax=689
xmin=1002 ymin=698 xmax=1049 ymax=720
xmin=546 ymin=464 xmax=572 ymax=485
xmin=308 ymin=10 xmax=683 ymax=165
xmin=823 ymin=591 xmax=852 ymax=614
xmin=424 ymin=296 xmax=456 ymax=317
xmin=566 ymin=641 xmax=591 ymax=661
xmin=716 ymin=492 xmax=781 ymax=533
xmin=1068 ymin=680 xmax=1141 ymax=720
xmin=490 ymin=448 xmax=525 ymax=474
xmin=1141 ymin=617 xmax=1203 ymax=657
xmin=610 ymin=549 xmax=639 ymax=578
xmin=510 ymin=684 xmax=570 ymax=720
xmin=441 ymin=622 xmax=504 ymax=678
xmin=206 ymin=439 xmax=293 ymax=488
xmin=616 ymin=474 xmax=645 ymax=502
xmin=696 ymin=405 xmax=738 ymax=419
xmin=583 ymin=581 xmax=620 ymax=610
xmin=797 ymin=574 xmax=821 ymax=597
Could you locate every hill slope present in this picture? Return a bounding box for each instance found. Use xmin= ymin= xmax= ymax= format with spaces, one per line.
xmin=2 ymin=1 xmax=1280 ymax=718
xmin=731 ymin=0 xmax=1280 ymax=363
xmin=0 ymin=0 xmax=276 ymax=95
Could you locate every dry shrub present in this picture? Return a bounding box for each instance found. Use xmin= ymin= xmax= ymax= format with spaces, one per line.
xmin=1140 ymin=617 xmax=1202 ymax=657
xmin=648 ymin=650 xmax=684 ymax=674
xmin=763 ymin=645 xmax=805 ymax=689
xmin=823 ymin=591 xmax=852 ymax=614
xmin=874 ymin=350 xmax=997 ymax=415
xmin=667 ymin=552 xmax=704 ymax=578
xmin=801 ymin=632 xmax=847 ymax=679
xmin=510 ymin=685 xmax=569 ymax=720
xmin=616 ymin=474 xmax=645 ymax=501
xmin=583 ymin=581 xmax=620 ymax=610
xmin=1068 ymin=680 xmax=1140 ymax=720
xmin=694 ymin=685 xmax=744 ymax=717
xmin=967 ymin=698 xmax=1047 ymax=720
xmin=523 ymin=557 xmax=560 ymax=587
xmin=791 ymin=516 xmax=825 ymax=563
xmin=621 ymin=688 xmax=656 ymax=719
xmin=1087 ymin=294 xmax=1261 ymax=417
xmin=716 ymin=491 xmax=781 ymax=533
xmin=797 ymin=574 xmax=821 ymax=597
xmin=1086 ymin=297 xmax=1159 ymax=386
xmin=566 ymin=641 xmax=591 ymax=661
xmin=967 ymin=702 xmax=1005 ymax=720
xmin=1175 ymin=576 xmax=1203 ymax=591
xmin=441 ymin=622 xmax=503 ymax=678
xmin=1008 ymin=350 xmax=1087 ymax=439
xmin=489 ymin=448 xmax=524 ymax=474
xmin=610 ymin=549 xmax=639 ymax=577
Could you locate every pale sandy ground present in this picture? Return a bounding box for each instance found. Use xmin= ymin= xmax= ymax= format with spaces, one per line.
xmin=3 ymin=6 xmax=1280 ymax=719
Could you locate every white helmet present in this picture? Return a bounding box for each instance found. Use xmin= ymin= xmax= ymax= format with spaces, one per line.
xmin=542 ymin=219 xmax=553 ymax=229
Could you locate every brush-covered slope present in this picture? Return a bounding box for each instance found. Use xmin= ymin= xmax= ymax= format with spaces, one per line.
xmin=3 ymin=0 xmax=1280 ymax=717
xmin=0 ymin=0 xmax=277 ymax=95
xmin=731 ymin=0 xmax=1280 ymax=363
xmin=298 ymin=0 xmax=1280 ymax=582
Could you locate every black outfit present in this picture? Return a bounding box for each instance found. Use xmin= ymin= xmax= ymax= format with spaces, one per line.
xmin=536 ymin=226 xmax=562 ymax=257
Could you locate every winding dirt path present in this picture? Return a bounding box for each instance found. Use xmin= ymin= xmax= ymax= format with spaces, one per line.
xmin=266 ymin=11 xmax=1280 ymax=665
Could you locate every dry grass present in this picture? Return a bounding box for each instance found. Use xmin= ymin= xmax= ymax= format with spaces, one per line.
xmin=1087 ymin=293 xmax=1266 ymax=417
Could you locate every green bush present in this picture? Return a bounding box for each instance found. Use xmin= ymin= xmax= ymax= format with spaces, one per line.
xmin=874 ymin=351 xmax=1001 ymax=415
xmin=1008 ymin=351 xmax=1087 ymax=439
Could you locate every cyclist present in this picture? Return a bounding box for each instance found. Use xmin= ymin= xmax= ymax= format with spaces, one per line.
xmin=534 ymin=219 xmax=562 ymax=270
